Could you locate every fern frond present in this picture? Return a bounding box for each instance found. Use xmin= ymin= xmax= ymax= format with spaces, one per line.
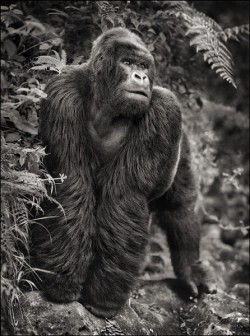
xmin=94 ymin=1 xmax=118 ymax=17
xmin=31 ymin=53 xmax=67 ymax=74
xmin=219 ymin=24 xmax=250 ymax=42
xmin=165 ymin=1 xmax=190 ymax=12
xmin=166 ymin=3 xmax=239 ymax=87
xmin=61 ymin=50 xmax=67 ymax=64
xmin=51 ymin=50 xmax=61 ymax=60
xmin=30 ymin=64 xmax=58 ymax=73
xmin=182 ymin=11 xmax=237 ymax=88
xmin=186 ymin=8 xmax=223 ymax=32
xmin=94 ymin=1 xmax=121 ymax=30
xmin=33 ymin=55 xmax=64 ymax=68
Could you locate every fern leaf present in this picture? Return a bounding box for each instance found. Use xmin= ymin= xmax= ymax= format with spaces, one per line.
xmin=61 ymin=50 xmax=67 ymax=64
xmin=33 ymin=55 xmax=63 ymax=67
xmin=52 ymin=50 xmax=61 ymax=60
xmin=191 ymin=9 xmax=223 ymax=32
xmin=182 ymin=10 xmax=237 ymax=88
xmin=165 ymin=1 xmax=190 ymax=13
xmin=30 ymin=65 xmax=56 ymax=72
xmin=31 ymin=53 xmax=67 ymax=74
xmin=165 ymin=0 xmax=245 ymax=87
xmin=219 ymin=24 xmax=250 ymax=42
xmin=203 ymin=50 xmax=219 ymax=62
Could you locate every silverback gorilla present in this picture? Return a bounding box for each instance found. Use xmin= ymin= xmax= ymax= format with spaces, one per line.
xmin=32 ymin=27 xmax=216 ymax=318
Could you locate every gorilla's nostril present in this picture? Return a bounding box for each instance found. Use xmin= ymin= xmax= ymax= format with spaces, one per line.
xmin=132 ymin=71 xmax=144 ymax=82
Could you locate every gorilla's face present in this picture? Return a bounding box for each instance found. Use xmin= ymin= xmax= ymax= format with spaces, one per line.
xmin=91 ymin=31 xmax=155 ymax=120
xmin=109 ymin=50 xmax=155 ymax=119
xmin=118 ymin=56 xmax=151 ymax=100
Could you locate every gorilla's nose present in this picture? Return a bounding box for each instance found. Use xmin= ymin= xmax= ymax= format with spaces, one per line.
xmin=131 ymin=71 xmax=149 ymax=87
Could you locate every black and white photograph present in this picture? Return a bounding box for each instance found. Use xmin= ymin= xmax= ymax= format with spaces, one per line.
xmin=1 ymin=1 xmax=249 ymax=335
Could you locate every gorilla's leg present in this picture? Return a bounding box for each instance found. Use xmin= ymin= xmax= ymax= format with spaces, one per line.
xmin=153 ymin=135 xmax=217 ymax=296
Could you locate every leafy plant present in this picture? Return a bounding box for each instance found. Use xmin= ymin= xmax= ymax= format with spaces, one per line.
xmin=182 ymin=11 xmax=237 ymax=88
xmin=1 ymin=5 xmax=66 ymax=331
xmin=1 ymin=136 xmax=62 ymax=332
xmin=31 ymin=50 xmax=67 ymax=74
xmin=178 ymin=6 xmax=248 ymax=88
xmin=219 ymin=24 xmax=249 ymax=42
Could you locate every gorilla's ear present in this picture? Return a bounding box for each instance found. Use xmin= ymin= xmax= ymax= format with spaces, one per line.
xmin=91 ymin=53 xmax=104 ymax=74
xmin=92 ymin=53 xmax=116 ymax=79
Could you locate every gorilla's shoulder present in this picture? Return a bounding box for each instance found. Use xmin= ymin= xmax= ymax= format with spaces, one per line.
xmin=45 ymin=63 xmax=92 ymax=94
xmin=152 ymin=86 xmax=179 ymax=104
xmin=151 ymin=86 xmax=182 ymax=121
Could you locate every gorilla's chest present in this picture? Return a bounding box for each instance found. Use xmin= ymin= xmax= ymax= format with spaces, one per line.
xmin=88 ymin=120 xmax=130 ymax=160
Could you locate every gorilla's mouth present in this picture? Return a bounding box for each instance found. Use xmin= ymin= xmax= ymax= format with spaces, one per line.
xmin=127 ymin=90 xmax=148 ymax=98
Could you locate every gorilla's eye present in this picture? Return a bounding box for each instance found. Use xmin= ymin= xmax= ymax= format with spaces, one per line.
xmin=122 ymin=59 xmax=132 ymax=66
xmin=140 ymin=63 xmax=148 ymax=70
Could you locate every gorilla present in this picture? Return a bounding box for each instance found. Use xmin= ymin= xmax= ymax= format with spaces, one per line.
xmin=32 ymin=27 xmax=216 ymax=318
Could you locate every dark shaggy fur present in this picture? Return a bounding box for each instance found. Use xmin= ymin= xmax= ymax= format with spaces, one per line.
xmin=32 ymin=27 xmax=216 ymax=318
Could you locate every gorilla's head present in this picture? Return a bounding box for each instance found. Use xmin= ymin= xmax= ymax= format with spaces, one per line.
xmin=89 ymin=28 xmax=155 ymax=120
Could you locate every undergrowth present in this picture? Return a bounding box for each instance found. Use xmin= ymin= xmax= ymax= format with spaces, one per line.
xmin=1 ymin=136 xmax=60 ymax=333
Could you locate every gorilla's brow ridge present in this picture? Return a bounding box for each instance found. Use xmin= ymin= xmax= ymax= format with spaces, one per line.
xmin=114 ymin=40 xmax=154 ymax=64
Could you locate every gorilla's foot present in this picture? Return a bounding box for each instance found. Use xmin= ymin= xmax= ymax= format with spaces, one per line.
xmin=181 ymin=260 xmax=217 ymax=298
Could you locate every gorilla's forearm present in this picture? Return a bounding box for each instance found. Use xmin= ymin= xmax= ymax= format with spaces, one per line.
xmin=81 ymin=192 xmax=149 ymax=316
xmin=31 ymin=176 xmax=97 ymax=302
